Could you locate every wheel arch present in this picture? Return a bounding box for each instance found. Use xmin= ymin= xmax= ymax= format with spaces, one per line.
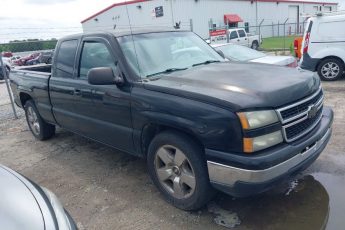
xmin=317 ymin=55 xmax=345 ymax=69
xmin=141 ymin=123 xmax=204 ymax=158
xmin=19 ymin=92 xmax=33 ymax=107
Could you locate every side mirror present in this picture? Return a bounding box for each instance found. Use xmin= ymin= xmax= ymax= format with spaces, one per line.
xmin=216 ymin=50 xmax=225 ymax=59
xmin=88 ymin=67 xmax=120 ymax=85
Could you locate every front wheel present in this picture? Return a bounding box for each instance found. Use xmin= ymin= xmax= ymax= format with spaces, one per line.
xmin=317 ymin=58 xmax=344 ymax=81
xmin=147 ymin=131 xmax=214 ymax=210
xmin=24 ymin=100 xmax=55 ymax=140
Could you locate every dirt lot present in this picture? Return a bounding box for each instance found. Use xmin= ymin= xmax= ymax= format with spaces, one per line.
xmin=1 ymin=79 xmax=345 ymax=230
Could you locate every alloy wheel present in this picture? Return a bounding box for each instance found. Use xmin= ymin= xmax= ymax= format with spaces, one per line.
xmin=321 ymin=62 xmax=340 ymax=79
xmin=27 ymin=106 xmax=40 ymax=136
xmin=154 ymin=145 xmax=196 ymax=199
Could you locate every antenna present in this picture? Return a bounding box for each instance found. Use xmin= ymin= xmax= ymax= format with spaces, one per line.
xmin=124 ymin=0 xmax=142 ymax=78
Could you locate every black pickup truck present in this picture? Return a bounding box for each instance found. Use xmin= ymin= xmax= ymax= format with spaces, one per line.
xmin=10 ymin=29 xmax=333 ymax=211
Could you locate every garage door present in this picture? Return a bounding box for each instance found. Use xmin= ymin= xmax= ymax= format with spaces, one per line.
xmin=288 ymin=5 xmax=299 ymax=34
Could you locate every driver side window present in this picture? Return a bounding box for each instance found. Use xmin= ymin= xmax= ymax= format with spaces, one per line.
xmin=230 ymin=31 xmax=238 ymax=40
xmin=79 ymin=41 xmax=116 ymax=80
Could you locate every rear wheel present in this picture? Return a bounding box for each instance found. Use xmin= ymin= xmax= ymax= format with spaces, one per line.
xmin=317 ymin=58 xmax=344 ymax=81
xmin=24 ymin=100 xmax=55 ymax=140
xmin=251 ymin=41 xmax=259 ymax=50
xmin=147 ymin=131 xmax=214 ymax=210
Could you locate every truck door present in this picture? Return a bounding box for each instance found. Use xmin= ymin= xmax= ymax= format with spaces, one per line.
xmin=75 ymin=38 xmax=134 ymax=153
xmin=237 ymin=29 xmax=249 ymax=47
xmin=229 ymin=30 xmax=240 ymax=44
xmin=49 ymin=39 xmax=89 ymax=131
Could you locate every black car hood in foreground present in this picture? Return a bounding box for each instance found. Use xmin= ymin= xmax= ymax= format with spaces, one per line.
xmin=144 ymin=62 xmax=320 ymax=111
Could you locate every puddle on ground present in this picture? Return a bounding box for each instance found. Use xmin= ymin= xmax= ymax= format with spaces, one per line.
xmin=211 ymin=173 xmax=345 ymax=230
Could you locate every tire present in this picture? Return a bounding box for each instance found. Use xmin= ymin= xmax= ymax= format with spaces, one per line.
xmin=251 ymin=41 xmax=259 ymax=50
xmin=147 ymin=131 xmax=214 ymax=210
xmin=317 ymin=58 xmax=344 ymax=81
xmin=24 ymin=100 xmax=55 ymax=140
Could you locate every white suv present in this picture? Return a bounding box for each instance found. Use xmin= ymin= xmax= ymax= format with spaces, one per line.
xmin=300 ymin=13 xmax=345 ymax=81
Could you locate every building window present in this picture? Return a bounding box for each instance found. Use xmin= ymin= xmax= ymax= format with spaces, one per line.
xmin=323 ymin=6 xmax=332 ymax=12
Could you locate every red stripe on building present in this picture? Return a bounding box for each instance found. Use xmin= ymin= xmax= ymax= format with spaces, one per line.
xmin=81 ymin=0 xmax=151 ymax=23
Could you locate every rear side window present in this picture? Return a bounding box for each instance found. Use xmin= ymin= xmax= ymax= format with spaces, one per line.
xmin=79 ymin=41 xmax=116 ymax=79
xmin=230 ymin=31 xmax=238 ymax=39
xmin=238 ymin=30 xmax=246 ymax=38
xmin=56 ymin=40 xmax=78 ymax=78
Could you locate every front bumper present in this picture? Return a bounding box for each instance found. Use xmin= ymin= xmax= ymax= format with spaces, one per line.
xmin=207 ymin=107 xmax=333 ymax=197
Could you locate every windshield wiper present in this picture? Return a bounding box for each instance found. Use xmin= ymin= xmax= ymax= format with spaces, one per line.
xmin=146 ymin=67 xmax=188 ymax=78
xmin=192 ymin=60 xmax=220 ymax=67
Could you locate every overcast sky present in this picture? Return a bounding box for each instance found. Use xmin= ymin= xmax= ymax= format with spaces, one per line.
xmin=0 ymin=0 xmax=123 ymax=42
xmin=0 ymin=0 xmax=344 ymax=43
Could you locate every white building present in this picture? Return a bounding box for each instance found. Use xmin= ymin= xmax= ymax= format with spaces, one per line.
xmin=81 ymin=0 xmax=338 ymax=38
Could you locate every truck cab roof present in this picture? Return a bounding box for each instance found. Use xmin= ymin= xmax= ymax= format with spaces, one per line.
xmin=60 ymin=28 xmax=188 ymax=41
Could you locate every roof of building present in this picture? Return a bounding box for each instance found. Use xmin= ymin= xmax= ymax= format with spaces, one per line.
xmin=81 ymin=0 xmax=338 ymax=24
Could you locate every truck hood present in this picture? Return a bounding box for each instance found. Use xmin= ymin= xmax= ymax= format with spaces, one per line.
xmin=143 ymin=62 xmax=320 ymax=111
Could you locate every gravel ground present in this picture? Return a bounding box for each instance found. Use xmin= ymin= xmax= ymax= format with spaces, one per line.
xmin=0 ymin=78 xmax=345 ymax=230
xmin=0 ymin=80 xmax=24 ymax=120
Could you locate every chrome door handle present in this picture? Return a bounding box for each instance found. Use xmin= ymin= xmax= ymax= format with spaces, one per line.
xmin=74 ymin=89 xmax=81 ymax=96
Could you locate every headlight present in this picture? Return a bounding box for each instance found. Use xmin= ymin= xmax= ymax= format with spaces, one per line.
xmin=243 ymin=130 xmax=283 ymax=153
xmin=237 ymin=110 xmax=279 ymax=130
xmin=237 ymin=110 xmax=282 ymax=153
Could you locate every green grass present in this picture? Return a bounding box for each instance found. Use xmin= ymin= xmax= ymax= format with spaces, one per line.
xmin=261 ymin=36 xmax=299 ymax=51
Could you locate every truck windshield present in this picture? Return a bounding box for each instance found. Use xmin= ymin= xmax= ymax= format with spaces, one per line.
xmin=118 ymin=31 xmax=224 ymax=78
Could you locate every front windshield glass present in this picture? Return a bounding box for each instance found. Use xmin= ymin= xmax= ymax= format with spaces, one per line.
xmin=118 ymin=31 xmax=224 ymax=78
xmin=216 ymin=44 xmax=266 ymax=61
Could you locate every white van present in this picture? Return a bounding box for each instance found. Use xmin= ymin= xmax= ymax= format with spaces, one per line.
xmin=300 ymin=12 xmax=345 ymax=81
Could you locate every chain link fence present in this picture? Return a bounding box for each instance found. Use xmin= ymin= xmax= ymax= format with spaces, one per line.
xmin=209 ymin=19 xmax=308 ymax=51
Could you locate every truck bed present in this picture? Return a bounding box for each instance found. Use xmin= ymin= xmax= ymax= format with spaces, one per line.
xmin=10 ymin=64 xmax=55 ymax=124
xmin=15 ymin=64 xmax=52 ymax=73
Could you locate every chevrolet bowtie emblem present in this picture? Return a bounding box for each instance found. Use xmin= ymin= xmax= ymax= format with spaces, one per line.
xmin=307 ymin=104 xmax=318 ymax=118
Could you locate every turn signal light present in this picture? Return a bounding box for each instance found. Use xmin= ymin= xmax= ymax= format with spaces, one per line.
xmin=238 ymin=112 xmax=250 ymax=130
xmin=243 ymin=138 xmax=254 ymax=153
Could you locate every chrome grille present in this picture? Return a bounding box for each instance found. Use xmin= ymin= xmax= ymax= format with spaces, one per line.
xmin=284 ymin=107 xmax=322 ymax=141
xmin=276 ymin=88 xmax=324 ymax=142
xmin=280 ymin=90 xmax=323 ymax=120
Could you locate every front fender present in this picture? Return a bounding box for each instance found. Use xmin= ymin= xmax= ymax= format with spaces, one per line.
xmin=131 ymin=86 xmax=243 ymax=156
